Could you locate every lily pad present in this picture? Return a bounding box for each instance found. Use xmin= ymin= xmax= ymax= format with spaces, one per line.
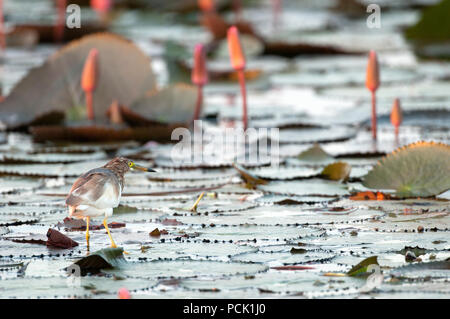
xmin=297 ymin=144 xmax=334 ymax=163
xmin=73 ymin=248 xmax=126 ymax=275
xmin=0 ymin=33 xmax=156 ymax=129
xmin=347 ymin=256 xmax=379 ymax=277
xmin=362 ymin=142 xmax=450 ymax=198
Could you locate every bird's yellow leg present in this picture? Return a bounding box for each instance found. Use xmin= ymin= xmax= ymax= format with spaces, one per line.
xmin=103 ymin=218 xmax=117 ymax=248
xmin=86 ymin=217 xmax=90 ymax=252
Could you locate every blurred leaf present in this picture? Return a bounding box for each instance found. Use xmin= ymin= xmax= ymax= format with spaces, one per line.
xmin=347 ymin=256 xmax=379 ymax=277
xmin=321 ymin=161 xmax=351 ymax=181
xmin=233 ymin=163 xmax=268 ymax=188
xmin=405 ymin=0 xmax=450 ymax=41
xmin=130 ymin=84 xmax=197 ymax=124
xmin=362 ymin=142 xmax=450 ymax=198
xmin=297 ymin=144 xmax=333 ymax=163
xmin=0 ymin=33 xmax=156 ymax=129
xmin=164 ymin=41 xmax=191 ymax=84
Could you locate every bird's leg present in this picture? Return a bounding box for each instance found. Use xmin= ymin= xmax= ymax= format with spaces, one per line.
xmin=69 ymin=206 xmax=76 ymax=217
xmin=86 ymin=217 xmax=90 ymax=252
xmin=103 ymin=218 xmax=117 ymax=248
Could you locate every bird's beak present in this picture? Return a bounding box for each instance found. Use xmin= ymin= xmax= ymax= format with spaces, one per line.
xmin=133 ymin=164 xmax=156 ymax=172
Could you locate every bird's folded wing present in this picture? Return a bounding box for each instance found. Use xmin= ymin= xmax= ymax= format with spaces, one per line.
xmin=66 ymin=171 xmax=119 ymax=208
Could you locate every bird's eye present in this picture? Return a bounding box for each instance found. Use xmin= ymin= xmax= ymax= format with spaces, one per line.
xmin=128 ymin=162 xmax=133 ymax=167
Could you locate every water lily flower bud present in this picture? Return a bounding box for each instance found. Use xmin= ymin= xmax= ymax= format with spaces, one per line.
xmin=118 ymin=288 xmax=130 ymax=299
xmin=391 ymin=98 xmax=402 ymax=128
xmin=227 ymin=26 xmax=246 ymax=71
xmin=366 ymin=50 xmax=380 ymax=92
xmin=198 ymin=0 xmax=215 ymax=12
xmin=91 ymin=0 xmax=112 ymax=14
xmin=81 ymin=49 xmax=98 ymax=92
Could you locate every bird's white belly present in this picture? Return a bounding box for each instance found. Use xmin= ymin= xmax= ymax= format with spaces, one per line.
xmin=93 ymin=183 xmax=121 ymax=209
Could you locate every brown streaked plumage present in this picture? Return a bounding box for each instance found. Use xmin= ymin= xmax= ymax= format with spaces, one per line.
xmin=66 ymin=157 xmax=155 ymax=250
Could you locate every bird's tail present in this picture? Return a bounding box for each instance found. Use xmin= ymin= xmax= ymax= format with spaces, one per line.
xmin=69 ymin=205 xmax=105 ymax=218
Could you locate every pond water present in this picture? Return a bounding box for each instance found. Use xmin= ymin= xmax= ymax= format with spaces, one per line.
xmin=0 ymin=0 xmax=449 ymax=299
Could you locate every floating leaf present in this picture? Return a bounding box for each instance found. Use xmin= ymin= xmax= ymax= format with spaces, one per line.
xmin=30 ymin=124 xmax=184 ymax=143
xmin=270 ymin=265 xmax=315 ymax=271
xmin=347 ymin=256 xmax=379 ymax=277
xmin=128 ymin=84 xmax=197 ymax=125
xmin=297 ymin=143 xmax=333 ymax=163
xmin=389 ymin=258 xmax=450 ymax=279
xmin=320 ymin=162 xmax=351 ymax=181
xmin=46 ymin=229 xmax=79 ymax=249
xmin=233 ymin=163 xmax=268 ymax=188
xmin=73 ymin=247 xmax=126 ymax=275
xmin=0 ymin=33 xmax=156 ymax=129
xmin=362 ymin=142 xmax=450 ymax=198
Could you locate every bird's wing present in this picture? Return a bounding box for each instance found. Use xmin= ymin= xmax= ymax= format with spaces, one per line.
xmin=66 ymin=169 xmax=120 ymax=209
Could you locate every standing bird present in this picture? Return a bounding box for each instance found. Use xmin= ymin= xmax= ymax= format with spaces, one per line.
xmin=66 ymin=157 xmax=155 ymax=250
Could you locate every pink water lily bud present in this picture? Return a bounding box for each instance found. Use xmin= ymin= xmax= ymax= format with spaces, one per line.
xmin=390 ymin=98 xmax=402 ymax=128
xmin=118 ymin=288 xmax=130 ymax=299
xmin=366 ymin=50 xmax=380 ymax=92
xmin=198 ymin=0 xmax=215 ymax=12
xmin=227 ymin=26 xmax=246 ymax=71
xmin=81 ymin=49 xmax=98 ymax=93
xmin=91 ymin=0 xmax=112 ymax=14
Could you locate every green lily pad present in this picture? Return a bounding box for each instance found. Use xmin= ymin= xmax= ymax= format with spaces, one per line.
xmin=347 ymin=256 xmax=379 ymax=277
xmin=405 ymin=0 xmax=450 ymax=41
xmin=73 ymin=248 xmax=126 ymax=275
xmin=297 ymin=143 xmax=334 ymax=163
xmin=362 ymin=142 xmax=450 ymax=198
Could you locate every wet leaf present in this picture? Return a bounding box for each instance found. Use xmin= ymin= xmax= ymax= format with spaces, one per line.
xmin=233 ymin=163 xmax=268 ymax=188
xmin=362 ymin=142 xmax=450 ymax=198
xmin=389 ymin=258 xmax=450 ymax=279
xmin=150 ymin=228 xmax=161 ymax=237
xmin=271 ymin=265 xmax=315 ymax=270
xmin=30 ymin=124 xmax=183 ymax=143
xmin=46 ymin=229 xmax=79 ymax=249
xmin=73 ymin=248 xmax=126 ymax=275
xmin=347 ymin=256 xmax=379 ymax=277
xmin=320 ymin=162 xmax=351 ymax=182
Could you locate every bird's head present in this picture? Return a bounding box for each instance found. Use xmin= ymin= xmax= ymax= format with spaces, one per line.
xmin=104 ymin=157 xmax=156 ymax=174
xmin=126 ymin=159 xmax=156 ymax=172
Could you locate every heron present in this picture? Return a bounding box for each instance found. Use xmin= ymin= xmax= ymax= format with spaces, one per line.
xmin=66 ymin=157 xmax=155 ymax=250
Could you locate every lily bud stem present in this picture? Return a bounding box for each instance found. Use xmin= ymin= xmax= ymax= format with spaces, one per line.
xmin=193 ymin=84 xmax=203 ymax=122
xmin=86 ymin=91 xmax=95 ymax=121
xmin=371 ymin=91 xmax=377 ymax=140
xmin=238 ymin=69 xmax=248 ymax=131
